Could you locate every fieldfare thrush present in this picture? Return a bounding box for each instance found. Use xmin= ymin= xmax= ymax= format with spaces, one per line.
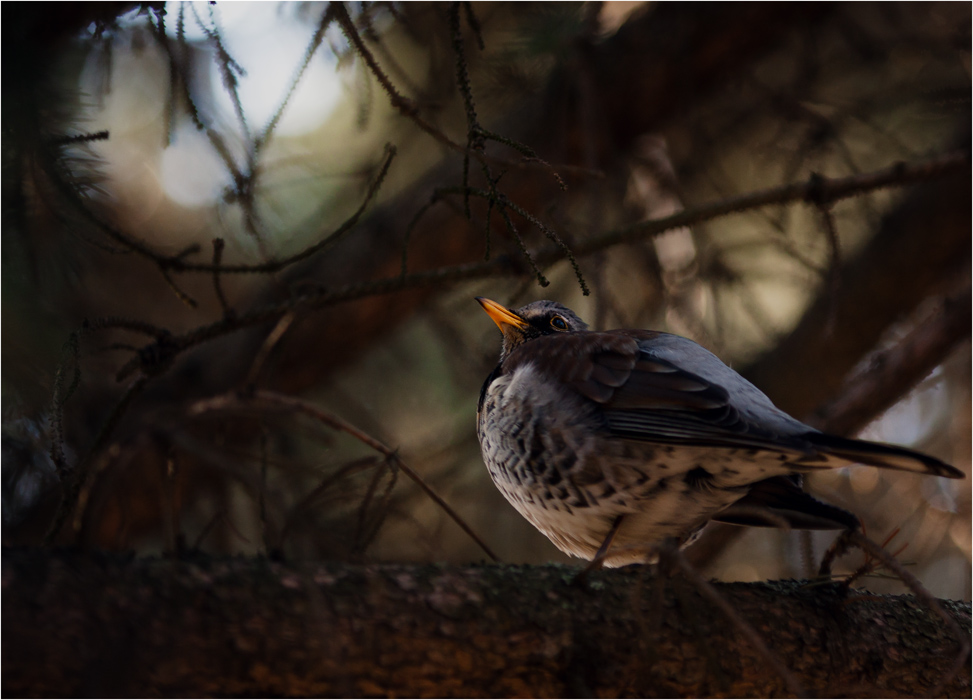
xmin=476 ymin=298 xmax=963 ymax=567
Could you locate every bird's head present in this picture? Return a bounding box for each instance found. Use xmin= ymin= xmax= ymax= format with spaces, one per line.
xmin=476 ymin=297 xmax=588 ymax=359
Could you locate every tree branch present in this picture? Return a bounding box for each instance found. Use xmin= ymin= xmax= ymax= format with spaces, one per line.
xmin=808 ymin=286 xmax=972 ymax=435
xmin=742 ymin=151 xmax=971 ymax=418
xmin=2 ymin=549 xmax=969 ymax=697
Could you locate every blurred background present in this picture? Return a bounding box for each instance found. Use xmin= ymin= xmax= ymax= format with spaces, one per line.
xmin=2 ymin=2 xmax=969 ymax=599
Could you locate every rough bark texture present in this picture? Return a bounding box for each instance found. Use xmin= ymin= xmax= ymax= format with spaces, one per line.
xmin=3 ymin=548 xmax=969 ymax=697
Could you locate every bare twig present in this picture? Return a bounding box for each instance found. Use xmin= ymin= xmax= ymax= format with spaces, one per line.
xmin=276 ymin=456 xmax=382 ymax=548
xmin=400 ymin=194 xmax=446 ymax=275
xmin=184 ymin=143 xmax=398 ymax=274
xmin=83 ymin=317 xmax=172 ymax=338
xmin=811 ymin=193 xmax=842 ymax=337
xmin=45 ymin=374 xmax=151 ymax=544
xmin=333 ymin=3 xmax=456 ymax=151
xmin=198 ymin=3 xmax=253 ymax=150
xmin=189 ymin=391 xmax=500 ymax=562
xmin=211 ymin=238 xmax=231 ymax=316
xmin=244 ymin=312 xmax=297 ymax=388
xmin=461 ymin=1 xmax=485 ymax=51
xmin=354 ymin=457 xmax=398 ymax=554
xmin=575 ymin=151 xmax=969 ymax=256
xmin=47 ymin=140 xmax=396 ymax=280
xmin=100 ymin=153 xmax=967 ymax=388
xmin=159 ymin=266 xmax=199 ymax=308
xmin=258 ymin=4 xmax=337 ymax=150
xmin=192 ymin=508 xmax=226 ymax=550
xmin=51 ymin=130 xmax=110 ymax=146
xmin=444 ymin=3 xmax=577 ymax=290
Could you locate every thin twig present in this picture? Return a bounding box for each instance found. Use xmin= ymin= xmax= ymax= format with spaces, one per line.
xmin=87 ymin=155 xmax=973 ymax=388
xmin=276 ymin=456 xmax=382 ymax=548
xmin=189 ymin=390 xmax=500 ymax=562
xmin=45 ymin=375 xmax=151 ymax=544
xmin=443 ymin=4 xmax=576 ymax=290
xmin=192 ymin=508 xmax=226 ymax=550
xmin=461 ymin=2 xmax=485 ymax=51
xmin=334 ymin=2 xmax=454 ymax=151
xmin=497 ymin=203 xmax=549 ymax=287
xmin=244 ymin=312 xmax=297 ymax=388
xmin=577 ymin=151 xmax=969 ymax=256
xmin=51 ymin=131 xmax=111 ymax=146
xmin=179 ymin=143 xmax=398 ymax=273
xmin=336 ymin=0 xmax=568 ymax=199
xmin=400 ymin=194 xmax=444 ymax=275
xmin=448 ymin=1 xmax=484 ymax=221
xmin=258 ymin=4 xmax=337 ymax=150
xmin=83 ymin=317 xmax=172 ymax=338
xmin=211 ymin=238 xmax=232 ymax=316
xmin=353 ymin=457 xmax=398 ymax=554
xmin=812 ymin=196 xmax=842 ymax=337
xmin=200 ymin=2 xmax=253 ymax=149
xmin=159 ymin=266 xmax=198 ymax=308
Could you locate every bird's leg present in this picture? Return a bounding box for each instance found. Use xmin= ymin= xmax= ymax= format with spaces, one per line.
xmin=574 ymin=515 xmax=625 ymax=584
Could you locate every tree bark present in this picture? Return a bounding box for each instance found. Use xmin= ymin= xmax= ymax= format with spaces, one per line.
xmin=3 ymin=548 xmax=969 ymax=697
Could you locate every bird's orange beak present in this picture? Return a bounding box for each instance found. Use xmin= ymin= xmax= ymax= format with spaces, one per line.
xmin=476 ymin=297 xmax=529 ymax=332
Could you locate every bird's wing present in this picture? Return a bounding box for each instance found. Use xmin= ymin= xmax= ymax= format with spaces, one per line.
xmin=590 ymin=333 xmax=823 ymax=454
xmin=504 ymin=330 xmax=818 ymax=456
xmin=503 ymin=331 xmax=964 ymax=479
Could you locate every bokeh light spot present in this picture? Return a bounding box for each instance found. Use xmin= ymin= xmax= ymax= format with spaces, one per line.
xmin=159 ymin=123 xmax=230 ymax=208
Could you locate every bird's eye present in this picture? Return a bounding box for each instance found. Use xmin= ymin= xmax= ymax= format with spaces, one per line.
xmin=550 ymin=315 xmax=569 ymax=331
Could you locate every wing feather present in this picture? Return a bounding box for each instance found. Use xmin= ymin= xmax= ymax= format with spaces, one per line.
xmin=498 ymin=328 xmax=963 ymax=479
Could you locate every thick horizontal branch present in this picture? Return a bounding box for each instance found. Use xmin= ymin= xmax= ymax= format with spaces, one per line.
xmin=573 ymin=151 xmax=969 ymax=257
xmin=2 ymin=549 xmax=969 ymax=697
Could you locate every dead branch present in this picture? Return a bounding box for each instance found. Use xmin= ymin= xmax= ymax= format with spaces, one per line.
xmin=188 ymin=390 xmax=499 ymax=563
xmin=97 ymin=151 xmax=973 ymax=390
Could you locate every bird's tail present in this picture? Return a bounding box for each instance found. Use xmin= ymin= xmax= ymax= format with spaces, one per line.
xmin=799 ymin=432 xmax=964 ymax=479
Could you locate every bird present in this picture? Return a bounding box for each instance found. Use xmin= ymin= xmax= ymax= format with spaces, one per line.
xmin=475 ymin=297 xmax=964 ymax=568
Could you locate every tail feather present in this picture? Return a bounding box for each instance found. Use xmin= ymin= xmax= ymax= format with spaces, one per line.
xmin=713 ymin=475 xmax=860 ymax=530
xmin=802 ymin=433 xmax=964 ymax=479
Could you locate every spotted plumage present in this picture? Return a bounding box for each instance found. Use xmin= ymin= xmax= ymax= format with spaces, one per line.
xmin=476 ymin=298 xmax=963 ymax=567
